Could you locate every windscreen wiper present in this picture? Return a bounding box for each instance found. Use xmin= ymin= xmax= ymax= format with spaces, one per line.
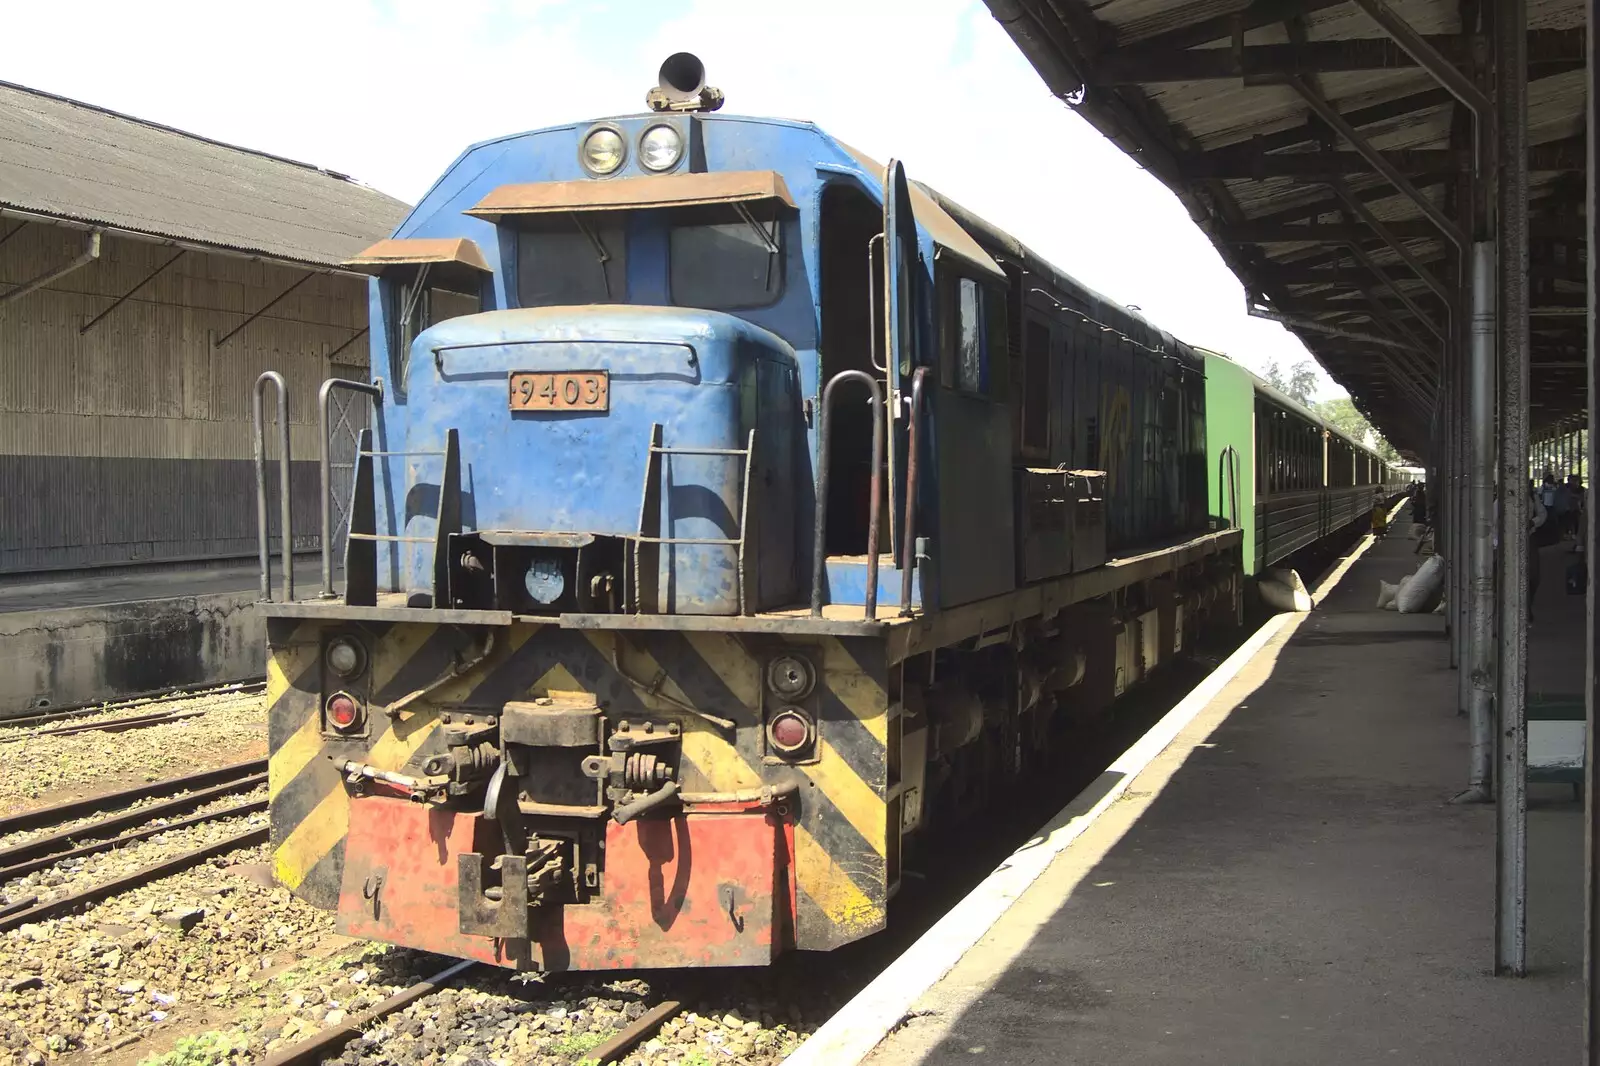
xmin=734 ymin=204 xmax=779 ymax=290
xmin=569 ymin=213 xmax=613 ymax=299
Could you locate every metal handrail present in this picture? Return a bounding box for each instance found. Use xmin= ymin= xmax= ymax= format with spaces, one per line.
xmin=811 ymin=370 xmax=885 ymax=620
xmin=318 ymin=377 xmax=384 ymax=599
xmin=899 ymin=367 xmax=930 ymax=617
xmin=252 ymin=371 xmax=292 ymax=602
xmin=1218 ymin=445 xmax=1241 ymax=530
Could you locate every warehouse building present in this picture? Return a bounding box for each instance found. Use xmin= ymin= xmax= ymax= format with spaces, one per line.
xmin=0 ymin=80 xmax=409 ymax=575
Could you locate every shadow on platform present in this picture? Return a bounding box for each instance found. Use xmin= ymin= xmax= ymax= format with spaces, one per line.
xmin=868 ymin=516 xmax=1583 ymax=1065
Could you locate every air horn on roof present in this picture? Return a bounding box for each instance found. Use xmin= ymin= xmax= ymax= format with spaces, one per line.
xmin=646 ymin=52 xmax=724 ymax=113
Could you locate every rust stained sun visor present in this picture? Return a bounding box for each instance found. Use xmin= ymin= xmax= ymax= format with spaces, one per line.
xmin=464 ymin=170 xmax=798 ymax=220
xmin=342 ymin=237 xmax=493 ymax=276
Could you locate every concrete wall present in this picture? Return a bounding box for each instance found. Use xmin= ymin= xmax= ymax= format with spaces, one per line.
xmin=0 ymin=593 xmax=264 ymax=717
xmin=0 ymin=221 xmax=371 ymax=573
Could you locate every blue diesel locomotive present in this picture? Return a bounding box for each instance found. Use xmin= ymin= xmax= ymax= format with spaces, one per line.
xmin=258 ymin=56 xmax=1399 ymax=970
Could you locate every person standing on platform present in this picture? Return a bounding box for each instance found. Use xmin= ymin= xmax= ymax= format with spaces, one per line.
xmin=1412 ymin=481 xmax=1428 ymax=526
xmin=1528 ymin=485 xmax=1554 ymax=622
xmin=1552 ymin=475 xmax=1574 ymax=541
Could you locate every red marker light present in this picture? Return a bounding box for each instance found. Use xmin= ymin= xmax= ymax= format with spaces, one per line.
xmin=326 ymin=693 xmax=362 ymax=731
xmin=768 ymin=709 xmax=812 ymax=754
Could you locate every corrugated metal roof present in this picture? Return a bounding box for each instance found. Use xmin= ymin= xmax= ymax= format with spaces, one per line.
xmin=0 ymin=81 xmax=410 ymax=269
xmin=985 ymin=0 xmax=1588 ymax=454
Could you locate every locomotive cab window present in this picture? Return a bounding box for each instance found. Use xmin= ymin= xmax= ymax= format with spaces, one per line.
xmin=383 ymin=266 xmax=482 ymax=397
xmin=669 ymin=202 xmax=785 ymax=310
xmin=516 ymin=214 xmax=628 ymax=307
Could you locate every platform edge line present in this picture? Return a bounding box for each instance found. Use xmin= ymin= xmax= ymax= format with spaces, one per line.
xmin=782 ymin=521 xmax=1395 ymax=1065
xmin=781 ymin=619 xmax=1300 ymax=1066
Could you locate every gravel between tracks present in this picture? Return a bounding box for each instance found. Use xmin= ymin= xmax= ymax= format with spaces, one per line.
xmin=0 ymin=836 xmax=330 ymax=1066
xmin=0 ymin=689 xmax=266 ymax=807
xmin=131 ymin=956 xmax=833 ymax=1066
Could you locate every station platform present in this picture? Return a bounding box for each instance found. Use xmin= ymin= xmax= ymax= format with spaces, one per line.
xmin=0 ymin=558 xmax=321 ymax=717
xmin=798 ymin=513 xmax=1584 ymax=1065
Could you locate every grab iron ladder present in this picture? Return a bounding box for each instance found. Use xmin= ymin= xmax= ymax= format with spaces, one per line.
xmin=343 ymin=427 xmax=460 ymax=607
xmin=632 ymin=423 xmax=756 ymax=615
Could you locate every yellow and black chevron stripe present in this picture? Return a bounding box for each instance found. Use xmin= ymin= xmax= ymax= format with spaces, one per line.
xmin=265 ymin=617 xmax=892 ymax=953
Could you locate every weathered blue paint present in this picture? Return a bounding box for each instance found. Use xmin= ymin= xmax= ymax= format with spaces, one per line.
xmin=360 ymin=111 xmax=1007 ymax=615
xmin=824 ymin=558 xmax=923 ymax=610
xmin=395 ymin=307 xmax=801 ymax=615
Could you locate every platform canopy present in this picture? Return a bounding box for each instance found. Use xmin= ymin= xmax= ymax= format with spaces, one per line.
xmin=985 ymin=0 xmax=1587 ymax=455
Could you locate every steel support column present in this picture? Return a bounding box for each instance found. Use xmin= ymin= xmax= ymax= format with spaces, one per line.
xmin=1585 ymin=0 xmax=1600 ymax=1045
xmin=1465 ymin=241 xmax=1496 ymax=801
xmin=1495 ymin=0 xmax=1531 ymax=978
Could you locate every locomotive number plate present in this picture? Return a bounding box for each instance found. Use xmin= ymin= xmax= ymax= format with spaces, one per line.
xmin=508 ymin=371 xmax=609 ymax=412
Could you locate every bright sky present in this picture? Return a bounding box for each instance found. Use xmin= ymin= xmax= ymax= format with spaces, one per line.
xmin=6 ymin=0 xmax=1342 ymax=399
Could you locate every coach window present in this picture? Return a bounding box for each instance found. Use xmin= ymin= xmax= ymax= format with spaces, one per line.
xmin=516 ymin=214 xmax=628 ymax=306
xmin=384 ymin=266 xmax=482 ymax=398
xmin=669 ymin=203 xmax=785 ymax=310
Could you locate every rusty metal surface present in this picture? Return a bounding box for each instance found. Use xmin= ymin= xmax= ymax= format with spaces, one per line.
xmin=259 ymin=958 xmax=478 ymax=1066
xmin=464 ymin=170 xmax=797 ymax=218
xmin=334 ymin=793 xmax=782 ymax=970
xmin=586 ymin=1000 xmax=683 ymax=1065
xmin=342 ymin=237 xmax=492 ymax=274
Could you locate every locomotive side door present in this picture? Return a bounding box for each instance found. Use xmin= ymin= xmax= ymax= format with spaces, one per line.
xmin=881 ymin=159 xmax=922 ymax=570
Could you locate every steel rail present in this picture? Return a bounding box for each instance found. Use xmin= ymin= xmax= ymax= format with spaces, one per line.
xmin=0 ymin=826 xmax=268 ymax=933
xmin=25 ymin=708 xmax=206 ymax=740
xmin=0 ymin=798 xmax=267 ymax=884
xmin=0 ymin=679 xmax=266 ymax=731
xmin=0 ymin=772 xmax=267 ymax=868
xmin=259 ymin=959 xmax=479 ymax=1066
xmin=0 ymin=758 xmax=266 ymax=837
xmin=585 ymin=999 xmax=684 ymax=1065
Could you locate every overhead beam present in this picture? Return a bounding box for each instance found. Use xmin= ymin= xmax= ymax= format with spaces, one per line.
xmin=1288 ymin=78 xmax=1469 ymax=250
xmin=1091 ymin=29 xmax=1582 ymax=84
xmin=1175 ymin=140 xmax=1582 ymax=179
xmin=1217 ymin=217 xmax=1581 ymax=242
xmin=1328 ymin=179 xmax=1454 ymax=304
xmin=1246 ymin=176 xmax=1452 ymax=227
xmin=1113 ymin=0 xmax=1347 ymax=53
xmin=1350 ymin=0 xmax=1492 ymax=116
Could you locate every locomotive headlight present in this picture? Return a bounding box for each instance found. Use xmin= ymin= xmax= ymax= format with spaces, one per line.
xmin=326 ymin=637 xmax=365 ymax=678
xmin=580 ymin=126 xmax=626 ymax=175
xmin=638 ymin=124 xmax=683 ymax=172
xmin=766 ymin=654 xmax=815 ymax=699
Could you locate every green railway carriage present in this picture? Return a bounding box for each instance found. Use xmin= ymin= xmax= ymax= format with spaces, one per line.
xmin=1202 ymin=351 xmax=1408 ymax=575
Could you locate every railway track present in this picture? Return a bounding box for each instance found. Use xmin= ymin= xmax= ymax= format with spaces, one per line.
xmin=0 ymin=680 xmax=266 ymax=739
xmin=259 ymin=957 xmax=685 ymax=1066
xmin=0 ymin=759 xmax=268 ymax=933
